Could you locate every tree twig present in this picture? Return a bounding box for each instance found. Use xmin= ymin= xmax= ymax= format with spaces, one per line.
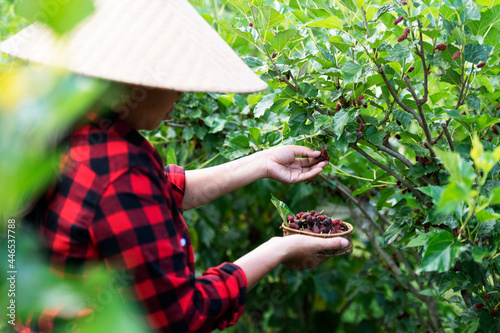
xmin=378 ymin=67 xmax=423 ymax=126
xmin=349 ymin=143 xmax=429 ymax=205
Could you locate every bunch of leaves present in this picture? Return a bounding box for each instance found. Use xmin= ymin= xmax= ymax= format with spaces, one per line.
xmin=172 ymin=0 xmax=500 ymax=331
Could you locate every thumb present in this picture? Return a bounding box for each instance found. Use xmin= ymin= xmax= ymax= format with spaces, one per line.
xmin=323 ymin=237 xmax=349 ymax=250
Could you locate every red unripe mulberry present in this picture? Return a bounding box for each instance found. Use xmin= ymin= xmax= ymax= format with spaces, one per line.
xmin=358 ymin=95 xmax=365 ymax=100
xmin=492 ymin=310 xmax=499 ymax=317
xmin=408 ymin=66 xmax=414 ymax=72
xmin=249 ymin=22 xmax=253 ymax=27
xmin=271 ymin=52 xmax=276 ymax=59
xmin=435 ymin=43 xmax=447 ymax=51
xmin=358 ymin=124 xmax=365 ymax=132
xmin=393 ymin=16 xmax=403 ymax=25
xmin=474 ymin=303 xmax=485 ymax=309
xmin=477 ymin=61 xmax=486 ymax=68
xmin=336 ymin=103 xmax=341 ymax=111
xmin=484 ymin=294 xmax=491 ymax=299
xmin=452 ymin=51 xmax=461 ymax=60
xmin=402 ymin=1 xmax=407 ymax=4
xmin=496 ymin=106 xmax=500 ymax=110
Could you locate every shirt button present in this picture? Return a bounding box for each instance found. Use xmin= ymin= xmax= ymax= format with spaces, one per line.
xmin=180 ymin=238 xmax=186 ymax=247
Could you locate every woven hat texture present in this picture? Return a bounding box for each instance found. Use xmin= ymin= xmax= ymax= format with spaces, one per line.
xmin=0 ymin=0 xmax=268 ymax=93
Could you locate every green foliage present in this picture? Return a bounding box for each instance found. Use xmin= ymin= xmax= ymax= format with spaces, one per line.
xmin=2 ymin=0 xmax=500 ymax=332
xmin=154 ymin=0 xmax=500 ymax=331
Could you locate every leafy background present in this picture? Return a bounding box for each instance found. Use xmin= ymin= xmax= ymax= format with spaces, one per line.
xmin=1 ymin=0 xmax=500 ymax=332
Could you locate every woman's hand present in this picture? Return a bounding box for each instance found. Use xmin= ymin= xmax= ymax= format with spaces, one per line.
xmin=279 ymin=235 xmax=349 ymax=270
xmin=234 ymin=235 xmax=349 ymax=288
xmin=263 ymin=145 xmax=328 ymax=184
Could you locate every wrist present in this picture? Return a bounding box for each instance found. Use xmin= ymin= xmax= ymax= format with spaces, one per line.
xmin=247 ymin=149 xmax=269 ymax=180
xmin=266 ymin=236 xmax=289 ymax=264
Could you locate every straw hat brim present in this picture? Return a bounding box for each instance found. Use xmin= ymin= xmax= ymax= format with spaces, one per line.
xmin=0 ymin=0 xmax=268 ymax=94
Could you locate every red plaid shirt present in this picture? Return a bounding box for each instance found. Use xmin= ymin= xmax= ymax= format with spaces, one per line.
xmin=19 ymin=110 xmax=247 ymax=332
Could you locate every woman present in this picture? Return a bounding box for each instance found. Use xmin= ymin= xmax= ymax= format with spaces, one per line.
xmin=2 ymin=0 xmax=349 ymax=332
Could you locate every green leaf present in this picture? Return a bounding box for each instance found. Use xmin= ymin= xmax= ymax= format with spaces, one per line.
xmin=418 ymin=231 xmax=462 ymax=273
xmin=365 ymin=126 xmax=385 ymax=146
xmin=218 ymin=20 xmax=255 ymax=45
xmin=371 ymin=4 xmax=396 ymax=21
xmin=204 ymin=113 xmax=228 ymax=133
xmin=464 ymin=44 xmax=493 ymax=64
xmin=222 ymin=132 xmax=251 ymax=159
xmin=307 ymin=16 xmax=343 ymax=30
xmin=252 ymin=5 xmax=285 ymax=41
xmin=434 ymin=149 xmax=475 ymax=187
xmin=271 ymin=194 xmax=295 ymax=224
xmin=459 ymin=0 xmax=480 ymax=22
xmin=479 ymin=310 xmax=500 ymax=333
xmin=166 ymin=148 xmax=177 ymax=166
xmin=393 ymin=109 xmax=414 ymax=128
xmin=16 ymin=0 xmax=95 ymax=35
xmin=270 ymin=29 xmax=302 ymax=53
xmin=440 ymin=68 xmax=462 ymax=86
xmin=225 ymin=0 xmax=250 ymax=14
xmin=437 ymin=182 xmax=474 ymax=214
xmin=383 ymin=220 xmax=406 ymax=246
xmin=253 ymin=94 xmax=275 ymax=118
xmin=419 ymin=289 xmax=441 ymax=297
xmin=489 ymin=187 xmax=500 ymax=205
xmin=351 ymin=183 xmax=372 ymax=197
xmin=387 ymin=44 xmax=411 ymax=63
xmin=476 ymin=209 xmax=500 ymax=223
xmin=299 ymin=83 xmax=318 ymax=98
xmin=418 ymin=185 xmax=445 ymax=205
xmin=471 ymin=246 xmax=490 ymax=263
xmin=342 ymin=61 xmax=363 ymax=84
xmin=329 ymin=36 xmax=351 ymax=53
xmin=405 ymin=232 xmax=437 ymax=248
xmin=332 ymin=109 xmax=355 ymax=137
xmin=249 ymin=127 xmax=260 ymax=143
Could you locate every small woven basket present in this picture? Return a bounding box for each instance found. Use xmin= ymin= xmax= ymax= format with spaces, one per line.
xmin=281 ymin=222 xmax=354 ymax=257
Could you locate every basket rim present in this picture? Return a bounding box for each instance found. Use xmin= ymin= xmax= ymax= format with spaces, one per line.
xmin=281 ymin=221 xmax=354 ymax=238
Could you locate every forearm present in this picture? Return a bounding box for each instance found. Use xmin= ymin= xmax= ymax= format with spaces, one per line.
xmin=233 ymin=237 xmax=286 ymax=289
xmin=183 ymin=152 xmax=267 ymax=210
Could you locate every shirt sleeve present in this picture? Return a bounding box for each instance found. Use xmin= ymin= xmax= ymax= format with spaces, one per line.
xmin=89 ymin=167 xmax=247 ymax=332
xmin=164 ymin=164 xmax=185 ymax=209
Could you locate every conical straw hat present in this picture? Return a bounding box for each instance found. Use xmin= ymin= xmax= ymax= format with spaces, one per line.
xmin=0 ymin=0 xmax=268 ymax=94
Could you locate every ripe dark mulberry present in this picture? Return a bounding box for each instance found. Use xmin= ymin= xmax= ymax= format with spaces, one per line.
xmin=317 ymin=149 xmax=330 ymax=162
xmin=408 ymin=66 xmax=414 ymax=72
xmin=271 ymin=52 xmax=276 ymax=59
xmin=492 ymin=310 xmax=499 ymax=317
xmin=477 ymin=61 xmax=486 ymax=68
xmin=474 ymin=303 xmax=485 ymax=309
xmin=396 ymin=134 xmax=401 ymax=140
